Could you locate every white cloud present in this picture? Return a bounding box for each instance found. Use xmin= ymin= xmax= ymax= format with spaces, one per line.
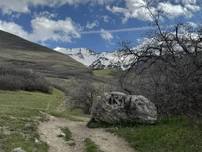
xmin=0 ymin=20 xmax=29 ymax=38
xmin=0 ymin=0 xmax=29 ymax=14
xmin=103 ymin=15 xmax=110 ymax=23
xmin=158 ymin=2 xmax=186 ymax=17
xmin=86 ymin=20 xmax=99 ymax=29
xmin=100 ymin=29 xmax=113 ymax=41
xmin=107 ymin=0 xmax=200 ymax=22
xmin=33 ymin=11 xmax=57 ymax=19
xmin=0 ymin=0 xmax=116 ymax=14
xmin=187 ymin=21 xmax=198 ymax=28
xmin=0 ymin=17 xmax=80 ymax=43
xmin=106 ymin=0 xmax=155 ymax=22
xmin=158 ymin=2 xmax=200 ymax=18
xmin=30 ymin=17 xmax=81 ymax=42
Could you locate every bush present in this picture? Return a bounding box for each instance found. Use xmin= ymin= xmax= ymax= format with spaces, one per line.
xmin=0 ymin=66 xmax=51 ymax=93
xmin=68 ymin=80 xmax=99 ymax=114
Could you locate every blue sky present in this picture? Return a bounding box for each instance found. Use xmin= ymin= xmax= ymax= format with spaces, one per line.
xmin=0 ymin=0 xmax=201 ymax=52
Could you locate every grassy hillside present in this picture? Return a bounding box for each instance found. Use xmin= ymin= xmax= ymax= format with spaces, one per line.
xmin=0 ymin=30 xmax=91 ymax=79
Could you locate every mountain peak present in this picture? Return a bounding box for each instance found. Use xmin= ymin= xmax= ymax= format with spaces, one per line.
xmin=54 ymin=47 xmax=134 ymax=70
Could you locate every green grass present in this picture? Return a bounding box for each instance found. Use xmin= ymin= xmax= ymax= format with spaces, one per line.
xmin=0 ymin=89 xmax=65 ymax=152
xmin=93 ymin=69 xmax=116 ymax=78
xmin=109 ymin=117 xmax=202 ymax=152
xmin=84 ymin=138 xmax=103 ymax=152
xmin=60 ymin=127 xmax=72 ymax=141
xmin=0 ymin=89 xmax=64 ymax=116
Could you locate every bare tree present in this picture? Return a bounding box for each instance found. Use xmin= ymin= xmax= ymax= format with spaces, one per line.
xmin=119 ymin=1 xmax=202 ymax=117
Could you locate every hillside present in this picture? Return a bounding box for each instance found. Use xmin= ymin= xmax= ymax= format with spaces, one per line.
xmin=0 ymin=30 xmax=91 ymax=79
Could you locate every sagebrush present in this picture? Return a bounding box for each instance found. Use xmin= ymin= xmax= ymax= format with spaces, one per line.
xmin=0 ymin=66 xmax=51 ymax=93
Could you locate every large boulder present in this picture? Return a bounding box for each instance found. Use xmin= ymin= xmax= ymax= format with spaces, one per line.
xmin=88 ymin=92 xmax=157 ymax=126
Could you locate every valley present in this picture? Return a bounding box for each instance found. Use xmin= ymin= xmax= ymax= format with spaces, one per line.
xmin=0 ymin=28 xmax=201 ymax=152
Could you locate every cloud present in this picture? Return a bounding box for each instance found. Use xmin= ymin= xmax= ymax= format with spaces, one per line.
xmin=30 ymin=17 xmax=80 ymax=42
xmin=107 ymin=0 xmax=201 ymax=22
xmin=106 ymin=1 xmax=155 ymax=22
xmin=0 ymin=20 xmax=29 ymax=38
xmin=0 ymin=0 xmax=116 ymax=14
xmin=187 ymin=21 xmax=198 ymax=28
xmin=0 ymin=17 xmax=80 ymax=43
xmin=86 ymin=20 xmax=99 ymax=29
xmin=33 ymin=11 xmax=57 ymax=19
xmin=158 ymin=2 xmax=200 ymax=18
xmin=0 ymin=17 xmax=153 ymax=44
xmin=100 ymin=29 xmax=113 ymax=41
xmin=103 ymin=15 xmax=110 ymax=23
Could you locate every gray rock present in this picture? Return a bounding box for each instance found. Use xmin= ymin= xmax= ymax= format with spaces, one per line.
xmin=34 ymin=138 xmax=40 ymax=144
xmin=88 ymin=92 xmax=157 ymax=126
xmin=12 ymin=147 xmax=26 ymax=152
xmin=57 ymin=132 xmax=65 ymax=138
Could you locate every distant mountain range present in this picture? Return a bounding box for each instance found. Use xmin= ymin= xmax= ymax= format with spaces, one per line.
xmin=54 ymin=47 xmax=134 ymax=70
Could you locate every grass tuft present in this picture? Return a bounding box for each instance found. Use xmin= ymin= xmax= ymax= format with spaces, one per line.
xmin=84 ymin=138 xmax=103 ymax=152
xmin=60 ymin=127 xmax=72 ymax=141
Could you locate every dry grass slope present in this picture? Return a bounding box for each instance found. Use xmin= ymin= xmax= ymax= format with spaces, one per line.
xmin=0 ymin=30 xmax=91 ymax=80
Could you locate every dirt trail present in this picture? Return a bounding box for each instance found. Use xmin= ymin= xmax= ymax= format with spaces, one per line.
xmin=38 ymin=115 xmax=135 ymax=152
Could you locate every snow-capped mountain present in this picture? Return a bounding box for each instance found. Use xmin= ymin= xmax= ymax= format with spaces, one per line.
xmin=54 ymin=47 xmax=133 ymax=70
xmin=54 ymin=47 xmax=98 ymax=66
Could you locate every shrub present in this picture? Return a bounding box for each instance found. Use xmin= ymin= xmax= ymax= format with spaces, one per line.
xmin=69 ymin=80 xmax=97 ymax=114
xmin=0 ymin=66 xmax=51 ymax=93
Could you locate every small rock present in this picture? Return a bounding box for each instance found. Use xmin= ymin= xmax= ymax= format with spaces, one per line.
xmin=35 ymin=138 xmax=40 ymax=143
xmin=57 ymin=132 xmax=65 ymax=138
xmin=12 ymin=147 xmax=26 ymax=152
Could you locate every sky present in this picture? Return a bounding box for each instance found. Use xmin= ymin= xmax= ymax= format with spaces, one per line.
xmin=0 ymin=0 xmax=201 ymax=52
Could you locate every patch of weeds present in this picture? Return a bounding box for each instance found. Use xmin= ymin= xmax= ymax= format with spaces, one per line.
xmin=60 ymin=127 xmax=72 ymax=141
xmin=84 ymin=138 xmax=103 ymax=152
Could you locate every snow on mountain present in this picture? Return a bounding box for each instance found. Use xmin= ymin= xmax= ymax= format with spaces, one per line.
xmin=54 ymin=36 xmax=192 ymax=70
xmin=54 ymin=47 xmax=98 ymax=66
xmin=89 ymin=51 xmax=134 ymax=70
xmin=54 ymin=47 xmax=134 ymax=70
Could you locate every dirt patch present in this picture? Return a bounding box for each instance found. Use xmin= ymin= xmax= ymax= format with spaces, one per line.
xmin=38 ymin=115 xmax=135 ymax=152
